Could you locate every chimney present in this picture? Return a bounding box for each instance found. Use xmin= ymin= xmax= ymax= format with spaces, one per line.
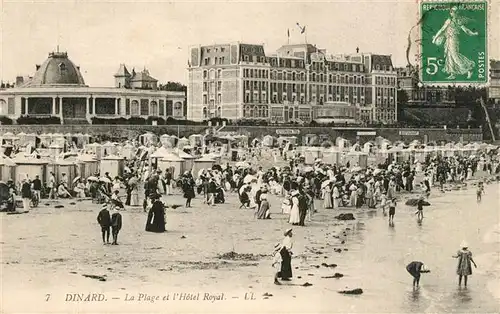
xmin=16 ymin=76 xmax=24 ymax=86
xmin=36 ymin=65 xmax=41 ymax=70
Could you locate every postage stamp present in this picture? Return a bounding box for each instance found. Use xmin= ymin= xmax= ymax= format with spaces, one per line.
xmin=420 ymin=1 xmax=488 ymax=84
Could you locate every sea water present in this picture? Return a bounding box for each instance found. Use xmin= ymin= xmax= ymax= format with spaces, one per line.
xmin=334 ymin=183 xmax=500 ymax=313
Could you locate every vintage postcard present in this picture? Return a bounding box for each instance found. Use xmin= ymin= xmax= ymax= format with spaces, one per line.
xmin=1 ymin=0 xmax=499 ymax=313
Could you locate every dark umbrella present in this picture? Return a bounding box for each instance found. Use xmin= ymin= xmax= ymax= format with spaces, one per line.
xmin=405 ymin=199 xmax=431 ymax=206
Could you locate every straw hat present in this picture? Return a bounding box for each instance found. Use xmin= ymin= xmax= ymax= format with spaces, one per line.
xmin=284 ymin=228 xmax=293 ymax=236
xmin=102 ymin=203 xmax=108 ymax=210
xmin=260 ymin=193 xmax=268 ymax=201
xmin=460 ymin=240 xmax=468 ymax=248
xmin=421 ymin=264 xmax=429 ymax=272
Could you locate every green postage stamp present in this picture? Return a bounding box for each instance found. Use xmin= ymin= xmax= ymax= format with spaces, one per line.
xmin=420 ymin=1 xmax=488 ymax=84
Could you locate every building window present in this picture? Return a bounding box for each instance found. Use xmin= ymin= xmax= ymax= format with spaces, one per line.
xmin=159 ymin=99 xmax=165 ymax=116
xmin=149 ymin=101 xmax=158 ymax=116
xmin=203 ymin=107 xmax=208 ymax=119
xmin=131 ymin=100 xmax=139 ymax=116
xmin=244 ymin=55 xmax=249 ymax=62
xmin=217 ymin=69 xmax=222 ymax=78
xmin=209 ymin=69 xmax=215 ymax=79
xmin=217 ymin=94 xmax=222 ymax=104
xmin=203 ymin=82 xmax=208 ymax=92
xmin=217 ymin=81 xmax=222 ymax=91
xmin=125 ymin=99 xmax=131 ymax=115
xmin=166 ymin=100 xmax=173 ymax=116
xmin=203 ymin=70 xmax=208 ymax=79
xmin=174 ymin=102 xmax=183 ymax=117
xmin=59 ymin=63 xmax=66 ymax=71
xmin=203 ymin=95 xmax=208 ymax=104
xmin=140 ymin=99 xmax=149 ymax=115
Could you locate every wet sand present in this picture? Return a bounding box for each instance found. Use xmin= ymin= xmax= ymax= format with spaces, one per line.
xmin=1 ymin=178 xmax=499 ymax=313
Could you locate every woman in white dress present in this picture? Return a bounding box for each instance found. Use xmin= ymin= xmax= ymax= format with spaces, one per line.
xmin=288 ymin=190 xmax=301 ymax=225
xmin=323 ymin=183 xmax=333 ymax=209
xmin=349 ymin=184 xmax=358 ymax=207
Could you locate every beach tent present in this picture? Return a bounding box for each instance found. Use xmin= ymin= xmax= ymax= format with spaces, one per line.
xmin=49 ymin=143 xmax=64 ymax=157
xmin=189 ymin=134 xmax=204 ymax=147
xmin=85 ymin=142 xmax=103 ymax=160
xmin=192 ymin=155 xmax=215 ymax=177
xmin=343 ymin=151 xmax=368 ymax=169
xmin=304 ymin=147 xmax=322 ymax=165
xmin=158 ymin=152 xmax=185 ymax=178
xmin=336 ymin=137 xmax=350 ymax=151
xmin=102 ymin=142 xmax=117 ymax=157
xmin=100 ymin=155 xmax=125 ymax=178
xmin=13 ymin=155 xmax=49 ymax=185
xmin=174 ymin=148 xmax=195 ymax=172
xmin=0 ymin=155 xmax=17 ymax=182
xmin=321 ymin=147 xmax=341 ymax=165
xmin=119 ymin=143 xmax=135 ymax=160
xmin=262 ymin=135 xmax=275 ymax=147
xmin=177 ymin=137 xmax=189 ymax=150
xmin=77 ymin=154 xmax=99 ymax=179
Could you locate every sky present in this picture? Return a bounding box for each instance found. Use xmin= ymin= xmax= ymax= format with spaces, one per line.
xmin=1 ymin=0 xmax=499 ymax=87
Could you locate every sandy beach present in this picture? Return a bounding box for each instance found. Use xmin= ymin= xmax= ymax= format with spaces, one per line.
xmin=1 ymin=179 xmax=499 ymax=313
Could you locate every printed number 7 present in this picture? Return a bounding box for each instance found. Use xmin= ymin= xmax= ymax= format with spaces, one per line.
xmin=426 ymin=57 xmax=439 ymax=75
xmin=45 ymin=294 xmax=51 ymax=301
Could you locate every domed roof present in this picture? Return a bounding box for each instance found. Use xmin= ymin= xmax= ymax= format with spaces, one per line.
xmin=22 ymin=52 xmax=87 ymax=87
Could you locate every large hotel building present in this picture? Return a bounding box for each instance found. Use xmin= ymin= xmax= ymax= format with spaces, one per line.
xmin=187 ymin=43 xmax=397 ymax=124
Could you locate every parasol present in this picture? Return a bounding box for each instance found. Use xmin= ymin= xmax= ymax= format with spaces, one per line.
xmin=321 ymin=180 xmax=332 ymax=188
xmin=405 ymin=199 xmax=431 ymax=206
xmin=99 ymin=177 xmax=111 ymax=183
xmin=303 ymin=166 xmax=314 ymax=173
xmin=243 ymin=174 xmax=257 ymax=183
xmin=87 ymin=176 xmax=98 ymax=181
xmin=350 ymin=166 xmax=363 ymax=173
xmin=72 ymin=176 xmax=81 ymax=184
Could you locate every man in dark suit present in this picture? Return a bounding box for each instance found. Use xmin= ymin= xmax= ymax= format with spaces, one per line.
xmin=111 ymin=207 xmax=122 ymax=245
xmin=97 ymin=204 xmax=111 ymax=244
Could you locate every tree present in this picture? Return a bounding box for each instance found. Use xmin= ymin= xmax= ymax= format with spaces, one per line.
xmin=159 ymin=82 xmax=187 ymax=93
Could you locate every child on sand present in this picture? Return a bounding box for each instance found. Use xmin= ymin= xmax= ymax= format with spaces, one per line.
xmin=379 ymin=194 xmax=387 ymax=215
xmin=388 ymin=197 xmax=397 ymax=224
xmin=406 ymin=261 xmax=430 ymax=288
xmin=110 ymin=207 xmax=122 ymax=245
xmin=476 ymin=182 xmax=484 ymax=202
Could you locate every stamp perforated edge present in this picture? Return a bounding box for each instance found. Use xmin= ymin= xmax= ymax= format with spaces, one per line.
xmin=417 ymin=0 xmax=491 ymax=86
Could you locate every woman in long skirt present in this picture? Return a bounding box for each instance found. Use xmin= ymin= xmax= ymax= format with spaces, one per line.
xmin=452 ymin=241 xmax=477 ymax=287
xmin=349 ymin=184 xmax=357 ymax=207
xmin=323 ymin=183 xmax=333 ymax=209
xmin=130 ymin=182 xmax=140 ymax=206
xmin=332 ymin=184 xmax=341 ymax=208
xmin=288 ymin=191 xmax=301 ymax=225
xmin=276 ymin=228 xmax=293 ymax=283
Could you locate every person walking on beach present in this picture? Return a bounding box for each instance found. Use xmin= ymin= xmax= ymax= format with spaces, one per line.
xmin=476 ymin=182 xmax=484 ymax=202
xmin=406 ymin=261 xmax=430 ymax=288
xmin=97 ymin=204 xmax=111 ymax=244
xmin=416 ymin=196 xmax=427 ymax=221
xmin=274 ymin=228 xmax=294 ymax=284
xmin=388 ymin=197 xmax=397 ymax=224
xmin=110 ymin=207 xmax=122 ymax=245
xmin=21 ymin=179 xmax=31 ymax=212
xmin=452 ymin=241 xmax=477 ymax=287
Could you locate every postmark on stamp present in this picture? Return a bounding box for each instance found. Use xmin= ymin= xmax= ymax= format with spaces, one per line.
xmin=420 ymin=1 xmax=488 ymax=84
